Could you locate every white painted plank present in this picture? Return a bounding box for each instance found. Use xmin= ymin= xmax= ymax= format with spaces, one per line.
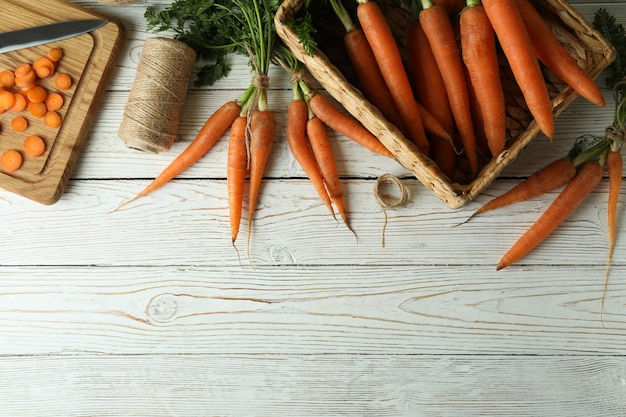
xmin=1 ymin=265 xmax=625 ymax=355
xmin=1 ymin=354 xmax=625 ymax=417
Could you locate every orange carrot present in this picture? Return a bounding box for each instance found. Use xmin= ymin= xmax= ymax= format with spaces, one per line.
xmin=0 ymin=69 xmax=15 ymax=88
xmin=23 ymin=135 xmax=46 ymax=157
xmin=461 ymin=1 xmax=507 ymax=157
xmin=47 ymin=47 xmax=63 ymax=63
xmin=32 ymin=56 xmax=56 ymax=79
xmin=307 ymin=90 xmax=392 ymax=158
xmin=11 ymin=116 xmax=28 ymax=132
xmin=516 ymin=0 xmax=605 ymax=107
xmin=227 ymin=115 xmax=249 ymax=244
xmin=28 ymin=101 xmax=47 ymax=118
xmin=406 ymin=18 xmax=456 ymax=178
xmin=420 ymin=0 xmax=479 ymax=177
xmin=10 ymin=93 xmax=27 ymax=112
xmin=356 ymin=0 xmax=430 ymax=154
xmin=330 ymin=0 xmax=407 ymax=134
xmin=461 ymin=156 xmax=576 ymax=224
xmin=1 ymin=149 xmax=23 ymax=171
xmin=307 ymin=116 xmax=351 ymax=229
xmin=45 ymin=92 xmax=64 ymax=111
xmin=497 ymin=161 xmax=603 ymax=270
xmin=44 ymin=110 xmax=62 ymax=128
xmin=287 ymin=98 xmax=335 ymax=217
xmin=246 ymin=109 xmax=276 ymax=239
xmin=126 ymin=100 xmax=241 ymax=201
xmin=0 ymin=89 xmax=16 ymax=110
xmin=482 ymin=0 xmax=554 ymax=139
xmin=601 ymin=149 xmax=623 ymax=316
xmin=54 ymin=73 xmax=72 ymax=90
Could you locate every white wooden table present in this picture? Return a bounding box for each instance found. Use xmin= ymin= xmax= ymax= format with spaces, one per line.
xmin=2 ymin=1 xmax=626 ymax=415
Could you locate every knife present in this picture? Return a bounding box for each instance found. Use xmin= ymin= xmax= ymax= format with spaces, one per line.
xmin=0 ymin=19 xmax=108 ymax=54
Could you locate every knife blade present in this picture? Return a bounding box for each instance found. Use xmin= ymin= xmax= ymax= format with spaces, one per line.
xmin=0 ymin=19 xmax=108 ymax=54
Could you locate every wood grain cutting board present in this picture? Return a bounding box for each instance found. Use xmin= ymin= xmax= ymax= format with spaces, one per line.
xmin=0 ymin=0 xmax=124 ymax=204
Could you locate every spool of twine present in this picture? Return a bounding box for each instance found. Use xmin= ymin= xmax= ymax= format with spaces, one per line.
xmin=118 ymin=37 xmax=197 ymax=153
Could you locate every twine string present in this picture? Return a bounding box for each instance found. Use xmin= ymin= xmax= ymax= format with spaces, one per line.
xmin=373 ymin=174 xmax=410 ymax=247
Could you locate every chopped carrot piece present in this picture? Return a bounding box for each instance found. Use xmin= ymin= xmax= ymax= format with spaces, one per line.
xmin=11 ymin=116 xmax=28 ymax=132
xmin=14 ymin=63 xmax=32 ymax=78
xmin=15 ymin=70 xmax=36 ymax=91
xmin=28 ymin=101 xmax=47 ymax=118
xmin=0 ymin=89 xmax=16 ymax=110
xmin=55 ymin=73 xmax=72 ymax=90
xmin=0 ymin=70 xmax=15 ymax=88
xmin=26 ymin=85 xmax=47 ymax=103
xmin=33 ymin=57 xmax=56 ymax=79
xmin=23 ymin=135 xmax=46 ymax=157
xmin=47 ymin=47 xmax=63 ymax=62
xmin=44 ymin=92 xmax=64 ymax=111
xmin=43 ymin=110 xmax=62 ymax=128
xmin=10 ymin=93 xmax=27 ymax=112
xmin=1 ymin=149 xmax=23 ymax=171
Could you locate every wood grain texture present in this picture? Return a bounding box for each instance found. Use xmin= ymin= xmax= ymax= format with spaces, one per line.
xmin=1 ymin=1 xmax=625 ymax=416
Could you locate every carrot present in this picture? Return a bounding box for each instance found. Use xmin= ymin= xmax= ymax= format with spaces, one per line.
xmin=482 ymin=0 xmax=554 ymax=139
xmin=45 ymin=92 xmax=64 ymax=111
xmin=406 ymin=17 xmax=456 ymax=178
xmin=307 ymin=116 xmax=351 ymax=229
xmin=10 ymin=93 xmax=27 ymax=112
xmin=497 ymin=161 xmax=603 ymax=270
xmin=44 ymin=110 xmax=62 ymax=128
xmin=330 ymin=0 xmax=407 ymax=134
xmin=356 ymin=0 xmax=430 ymax=154
xmin=306 ymin=89 xmax=392 ymax=158
xmin=601 ymin=149 xmax=623 ymax=317
xmin=121 ymin=100 xmax=241 ymax=204
xmin=1 ymin=149 xmax=23 ymax=171
xmin=0 ymin=89 xmax=16 ymax=110
xmin=227 ymin=115 xmax=249 ymax=244
xmin=516 ymin=0 xmax=605 ymax=107
xmin=246 ymin=109 xmax=276 ymax=240
xmin=28 ymin=101 xmax=47 ymax=118
xmin=23 ymin=135 xmax=46 ymax=157
xmin=460 ymin=1 xmax=507 ymax=158
xmin=26 ymin=85 xmax=47 ymax=103
xmin=460 ymin=156 xmax=577 ymax=224
xmin=54 ymin=73 xmax=72 ymax=90
xmin=11 ymin=116 xmax=28 ymax=132
xmin=47 ymin=47 xmax=63 ymax=63
xmin=32 ymin=56 xmax=56 ymax=79
xmin=0 ymin=69 xmax=15 ymax=88
xmin=420 ymin=0 xmax=479 ymax=177
xmin=287 ymin=97 xmax=335 ymax=218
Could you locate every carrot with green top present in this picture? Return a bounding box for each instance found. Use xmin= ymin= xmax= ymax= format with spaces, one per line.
xmin=227 ymin=115 xmax=249 ymax=245
xmin=356 ymin=0 xmax=430 ymax=154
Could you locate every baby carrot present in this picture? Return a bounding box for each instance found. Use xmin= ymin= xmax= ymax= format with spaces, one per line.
xmin=287 ymin=97 xmax=334 ymax=218
xmin=461 ymin=0 xmax=507 ymax=157
xmin=227 ymin=115 xmax=249 ymax=244
xmin=601 ymin=149 xmax=623 ymax=316
xmin=460 ymin=156 xmax=577 ymax=224
xmin=497 ymin=161 xmax=603 ymax=270
xmin=356 ymin=0 xmax=430 ymax=154
xmin=246 ymin=109 xmax=276 ymax=240
xmin=516 ymin=0 xmax=605 ymax=107
xmin=482 ymin=0 xmax=554 ymax=139
xmin=307 ymin=116 xmax=351 ymax=230
xmin=307 ymin=90 xmax=392 ymax=158
xmin=420 ymin=0 xmax=479 ymax=176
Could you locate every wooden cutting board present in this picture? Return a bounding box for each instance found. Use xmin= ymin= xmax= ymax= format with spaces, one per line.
xmin=0 ymin=0 xmax=124 ymax=204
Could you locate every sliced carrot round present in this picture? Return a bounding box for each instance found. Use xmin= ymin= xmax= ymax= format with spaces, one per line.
xmin=44 ymin=92 xmax=64 ymax=111
xmin=10 ymin=93 xmax=27 ymax=112
xmin=47 ymin=47 xmax=63 ymax=62
xmin=55 ymin=73 xmax=72 ymax=90
xmin=23 ymin=135 xmax=46 ymax=157
xmin=28 ymin=101 xmax=47 ymax=118
xmin=44 ymin=110 xmax=62 ymax=128
xmin=11 ymin=116 xmax=28 ymax=132
xmin=0 ymin=89 xmax=16 ymax=110
xmin=1 ymin=149 xmax=23 ymax=171
xmin=26 ymin=85 xmax=47 ymax=103
xmin=0 ymin=70 xmax=15 ymax=89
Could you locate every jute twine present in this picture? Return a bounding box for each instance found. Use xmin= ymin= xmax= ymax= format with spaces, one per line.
xmin=373 ymin=174 xmax=410 ymax=247
xmin=118 ymin=37 xmax=197 ymax=153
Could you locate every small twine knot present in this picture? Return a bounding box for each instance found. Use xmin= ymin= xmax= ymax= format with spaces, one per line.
xmin=373 ymin=174 xmax=410 ymax=247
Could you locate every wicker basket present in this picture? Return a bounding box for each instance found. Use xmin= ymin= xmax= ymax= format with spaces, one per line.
xmin=275 ymin=0 xmax=616 ymax=209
